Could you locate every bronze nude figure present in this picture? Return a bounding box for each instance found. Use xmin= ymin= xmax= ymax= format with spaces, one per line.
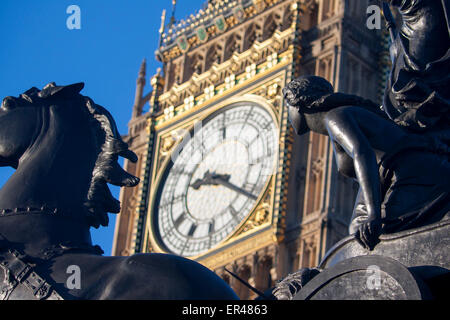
xmin=273 ymin=0 xmax=449 ymax=300
xmin=284 ymin=75 xmax=449 ymax=250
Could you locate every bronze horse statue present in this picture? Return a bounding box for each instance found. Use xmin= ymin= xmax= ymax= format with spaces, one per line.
xmin=0 ymin=82 xmax=238 ymax=300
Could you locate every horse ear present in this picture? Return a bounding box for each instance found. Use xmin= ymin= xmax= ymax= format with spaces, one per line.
xmin=38 ymin=82 xmax=85 ymax=99
xmin=1 ymin=96 xmax=18 ymax=111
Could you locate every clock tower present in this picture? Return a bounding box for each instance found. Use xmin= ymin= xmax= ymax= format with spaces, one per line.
xmin=113 ymin=0 xmax=386 ymax=299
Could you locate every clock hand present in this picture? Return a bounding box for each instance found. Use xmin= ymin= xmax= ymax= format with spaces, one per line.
xmin=191 ymin=170 xmax=216 ymax=190
xmin=191 ymin=178 xmax=206 ymax=190
xmin=191 ymin=171 xmax=258 ymax=200
xmin=212 ymin=177 xmax=258 ymax=200
xmin=191 ymin=170 xmax=228 ymax=189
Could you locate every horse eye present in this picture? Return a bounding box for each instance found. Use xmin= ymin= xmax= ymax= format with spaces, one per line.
xmin=1 ymin=97 xmax=17 ymax=110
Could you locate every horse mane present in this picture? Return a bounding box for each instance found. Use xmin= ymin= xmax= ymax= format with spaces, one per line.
xmin=1 ymin=82 xmax=140 ymax=228
xmin=83 ymin=97 xmax=140 ymax=228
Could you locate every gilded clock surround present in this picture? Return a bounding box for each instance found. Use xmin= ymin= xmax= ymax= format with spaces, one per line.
xmin=145 ymin=94 xmax=281 ymax=260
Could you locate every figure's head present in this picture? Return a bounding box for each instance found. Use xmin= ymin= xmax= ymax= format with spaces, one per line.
xmin=283 ymin=76 xmax=334 ymax=135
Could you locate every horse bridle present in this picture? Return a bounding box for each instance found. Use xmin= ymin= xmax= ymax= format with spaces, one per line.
xmin=0 ymin=206 xmax=91 ymax=225
xmin=0 ymin=229 xmax=103 ymax=300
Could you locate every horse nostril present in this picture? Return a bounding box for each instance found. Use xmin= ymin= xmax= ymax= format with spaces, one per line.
xmin=1 ymin=97 xmax=17 ymax=111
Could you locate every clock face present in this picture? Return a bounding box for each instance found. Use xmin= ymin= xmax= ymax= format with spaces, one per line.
xmin=153 ymin=102 xmax=278 ymax=257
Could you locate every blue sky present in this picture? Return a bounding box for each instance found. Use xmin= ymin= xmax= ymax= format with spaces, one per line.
xmin=0 ymin=0 xmax=206 ymax=255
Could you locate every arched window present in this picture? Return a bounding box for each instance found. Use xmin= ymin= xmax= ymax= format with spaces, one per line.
xmin=222 ymin=273 xmax=231 ymax=285
xmin=305 ymin=133 xmax=326 ymax=215
xmin=255 ymin=256 xmax=273 ymax=292
xmin=301 ymin=240 xmax=317 ymax=268
xmin=262 ymin=14 xmax=277 ymax=41
xmin=224 ymin=34 xmax=241 ymax=61
xmin=243 ymin=24 xmax=257 ymax=51
xmin=205 ymin=44 xmax=222 ymax=71
xmin=234 ymin=265 xmax=252 ymax=299
xmin=301 ymin=1 xmax=319 ymax=30
xmin=185 ymin=53 xmax=204 ymax=81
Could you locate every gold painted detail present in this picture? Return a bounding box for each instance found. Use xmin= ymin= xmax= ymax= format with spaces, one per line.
xmin=248 ymin=76 xmax=283 ymax=113
xmin=155 ymin=124 xmax=191 ymax=173
xmin=253 ymin=0 xmax=267 ymax=13
xmin=225 ymin=15 xmax=238 ymax=29
xmin=160 ymin=0 xmax=287 ymax=61
xmin=188 ymin=36 xmax=198 ymax=47
xmin=207 ymin=25 xmax=218 ymax=38
xmin=155 ymin=28 xmax=294 ymax=127
xmin=182 ymin=95 xmax=195 ymax=112
xmin=244 ymin=5 xmax=256 ymax=17
xmin=270 ymin=109 xmax=293 ymax=244
xmin=267 ymin=82 xmax=280 ymax=98
xmin=146 ymin=237 xmax=153 ymax=253
xmin=224 ymin=74 xmax=235 ymax=90
xmin=163 ymin=105 xmax=175 ymax=120
xmin=160 ymin=134 xmax=178 ymax=156
xmin=146 ymin=93 xmax=282 ymax=259
xmin=236 ymin=187 xmax=272 ymax=236
xmin=130 ymin=118 xmax=155 ymax=253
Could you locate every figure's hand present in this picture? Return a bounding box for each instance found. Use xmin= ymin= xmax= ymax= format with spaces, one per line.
xmin=355 ymin=218 xmax=383 ymax=251
xmin=272 ymin=268 xmax=321 ymax=300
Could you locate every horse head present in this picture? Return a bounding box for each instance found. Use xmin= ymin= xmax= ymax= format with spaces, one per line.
xmin=0 ymin=84 xmax=241 ymax=301
xmin=0 ymin=82 xmax=139 ymax=228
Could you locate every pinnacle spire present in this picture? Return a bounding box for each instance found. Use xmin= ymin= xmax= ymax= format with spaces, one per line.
xmin=138 ymin=58 xmax=146 ymax=79
xmin=169 ymin=0 xmax=177 ymax=26
xmin=158 ymin=9 xmax=167 ymax=47
xmin=133 ymin=58 xmax=147 ymax=118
